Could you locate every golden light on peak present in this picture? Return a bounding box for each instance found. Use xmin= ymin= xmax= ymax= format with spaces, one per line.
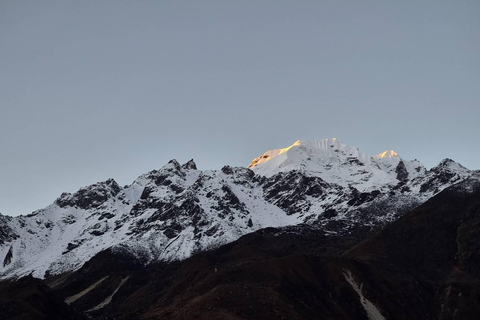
xmin=277 ymin=140 xmax=302 ymax=156
xmin=248 ymin=140 xmax=302 ymax=168
xmin=378 ymin=150 xmax=398 ymax=158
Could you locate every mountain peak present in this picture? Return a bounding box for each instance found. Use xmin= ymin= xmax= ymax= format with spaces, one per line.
xmin=434 ymin=158 xmax=469 ymax=173
xmin=248 ymin=140 xmax=301 ymax=169
xmin=438 ymin=158 xmax=459 ymax=167
xmin=375 ymin=150 xmax=399 ymax=159
xmin=247 ymin=138 xmax=431 ymax=191
xmin=247 ymin=138 xmax=380 ymax=189
xmin=181 ymin=159 xmax=197 ymax=170
xmin=248 ymin=138 xmax=344 ymax=169
xmin=55 ymin=179 xmax=121 ymax=210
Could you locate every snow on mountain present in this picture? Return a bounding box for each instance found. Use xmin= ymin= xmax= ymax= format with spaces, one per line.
xmin=373 ymin=150 xmax=425 ymax=181
xmin=249 ymin=138 xmax=426 ymax=192
xmin=0 ymin=160 xmax=301 ymax=279
xmin=409 ymin=158 xmax=472 ymax=196
xmin=0 ymin=139 xmax=473 ymax=279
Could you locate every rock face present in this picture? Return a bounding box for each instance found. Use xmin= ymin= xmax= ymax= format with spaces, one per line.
xmin=0 ymin=215 xmax=18 ymax=246
xmin=36 ymin=174 xmax=480 ymax=320
xmin=0 ymin=139 xmax=474 ymax=279
xmin=2 ymin=246 xmax=13 ymax=267
xmin=55 ymin=179 xmax=122 ymax=210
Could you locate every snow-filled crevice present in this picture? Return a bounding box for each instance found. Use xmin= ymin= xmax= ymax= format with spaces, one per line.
xmin=343 ymin=269 xmax=385 ymax=320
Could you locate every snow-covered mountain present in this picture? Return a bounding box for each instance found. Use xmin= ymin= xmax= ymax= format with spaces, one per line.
xmin=249 ymin=138 xmax=426 ymax=190
xmin=0 ymin=138 xmax=473 ymax=279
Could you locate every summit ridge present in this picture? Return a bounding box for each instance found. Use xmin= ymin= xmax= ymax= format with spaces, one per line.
xmin=248 ymin=138 xmax=426 ymax=191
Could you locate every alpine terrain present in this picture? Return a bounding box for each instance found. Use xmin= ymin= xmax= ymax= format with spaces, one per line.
xmin=0 ymin=138 xmax=478 ymax=319
xmin=0 ymin=138 xmax=472 ymax=279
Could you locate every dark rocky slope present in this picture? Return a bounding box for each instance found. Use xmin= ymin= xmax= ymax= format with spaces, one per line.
xmin=0 ymin=275 xmax=87 ymax=320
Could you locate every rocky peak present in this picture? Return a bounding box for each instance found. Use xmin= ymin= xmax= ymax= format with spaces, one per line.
xmin=415 ymin=159 xmax=471 ymax=195
xmin=181 ymin=159 xmax=197 ymax=170
xmin=430 ymin=158 xmax=470 ymax=177
xmin=162 ymin=159 xmax=184 ymax=176
xmin=439 ymin=158 xmax=455 ymax=165
xmin=436 ymin=158 xmax=468 ymax=170
xmin=55 ymin=179 xmax=121 ymax=210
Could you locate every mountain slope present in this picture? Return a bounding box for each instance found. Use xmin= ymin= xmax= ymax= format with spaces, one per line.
xmin=38 ymin=173 xmax=480 ymax=320
xmin=0 ymin=138 xmax=474 ymax=279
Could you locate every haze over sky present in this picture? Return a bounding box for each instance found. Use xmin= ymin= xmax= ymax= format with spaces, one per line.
xmin=1 ymin=1 xmax=479 ymax=216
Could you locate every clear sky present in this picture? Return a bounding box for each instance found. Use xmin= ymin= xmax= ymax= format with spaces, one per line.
xmin=1 ymin=1 xmax=479 ymax=216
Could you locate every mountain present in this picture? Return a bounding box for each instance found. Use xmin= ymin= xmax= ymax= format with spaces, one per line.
xmin=249 ymin=138 xmax=426 ymax=189
xmin=0 ymin=138 xmax=473 ymax=279
xmin=16 ymin=172 xmax=479 ymax=320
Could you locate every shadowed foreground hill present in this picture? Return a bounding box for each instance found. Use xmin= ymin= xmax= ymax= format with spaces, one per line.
xmin=346 ymin=174 xmax=480 ymax=320
xmin=2 ymin=174 xmax=480 ymax=319
xmin=0 ymin=276 xmax=86 ymax=320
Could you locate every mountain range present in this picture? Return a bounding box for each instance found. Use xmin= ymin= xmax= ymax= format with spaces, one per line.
xmin=0 ymin=138 xmax=473 ymax=279
xmin=0 ymin=138 xmax=478 ymax=319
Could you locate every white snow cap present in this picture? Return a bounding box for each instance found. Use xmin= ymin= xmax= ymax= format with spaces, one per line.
xmin=249 ymin=138 xmax=368 ymax=171
xmin=248 ymin=138 xmax=425 ymax=190
xmin=249 ymin=138 xmax=357 ymax=169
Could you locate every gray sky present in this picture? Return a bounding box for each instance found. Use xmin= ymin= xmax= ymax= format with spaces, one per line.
xmin=1 ymin=1 xmax=479 ymax=216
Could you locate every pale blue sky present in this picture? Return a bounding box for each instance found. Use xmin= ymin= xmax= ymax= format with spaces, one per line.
xmin=1 ymin=1 xmax=479 ymax=216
